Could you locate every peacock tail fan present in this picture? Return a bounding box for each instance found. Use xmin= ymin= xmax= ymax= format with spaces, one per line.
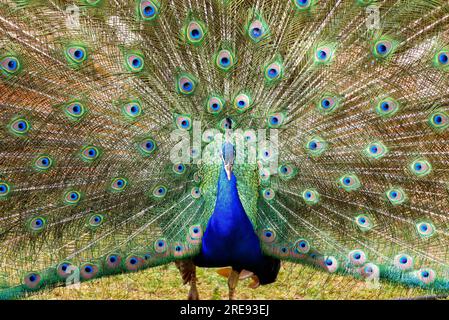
xmin=0 ymin=0 xmax=449 ymax=299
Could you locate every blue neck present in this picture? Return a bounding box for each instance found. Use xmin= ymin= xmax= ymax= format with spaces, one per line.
xmin=194 ymin=166 xmax=264 ymax=269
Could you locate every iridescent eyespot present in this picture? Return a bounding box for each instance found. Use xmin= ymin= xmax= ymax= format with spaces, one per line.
xmin=317 ymin=94 xmax=340 ymax=114
xmin=416 ymin=221 xmax=435 ymax=238
xmin=348 ymin=250 xmax=366 ymax=266
xmin=138 ymin=137 xmax=157 ymax=156
xmin=174 ymin=114 xmax=192 ymax=130
xmin=302 ymin=188 xmax=320 ymax=205
xmin=246 ymin=12 xmax=269 ymax=43
xmin=393 ymin=254 xmax=413 ymax=271
xmin=262 ymin=188 xmax=275 ymax=201
xmin=338 ymin=174 xmax=361 ymax=192
xmin=34 ymin=155 xmax=53 ymax=171
xmin=314 ymin=45 xmax=334 ymax=64
xmin=409 ymin=158 xmax=432 ymax=177
xmin=57 ymin=262 xmax=74 ymax=279
xmin=0 ymin=56 xmax=21 ymax=75
xmin=258 ymin=143 xmax=277 ymax=163
xmin=81 ymin=145 xmax=100 ymax=162
xmin=305 ymin=136 xmax=327 ymax=157
xmin=355 ymin=214 xmax=373 ymax=232
xmin=363 ymin=141 xmax=388 ymax=160
xmin=374 ymin=97 xmax=399 ymax=117
xmin=185 ymin=20 xmax=207 ymax=45
xmin=189 ymin=225 xmax=203 ymax=244
xmin=65 ymin=101 xmax=87 ymax=120
xmin=215 ymin=49 xmax=236 ymax=72
xmin=267 ymin=112 xmax=286 ymax=128
xmin=8 ymin=117 xmax=30 ymax=136
xmin=373 ymin=39 xmax=396 ymax=59
xmin=65 ymin=46 xmax=87 ymax=66
xmin=386 ymin=187 xmax=407 ymax=206
xmin=206 ymin=95 xmax=225 ymax=114
xmin=0 ymin=181 xmax=11 ymax=198
xmin=433 ymin=50 xmax=449 ymax=70
xmin=417 ymin=268 xmax=436 ymax=285
xmin=154 ymin=238 xmax=168 ymax=254
xmin=261 ymin=228 xmax=276 ymax=243
xmin=361 ymin=263 xmax=379 ymax=279
xmin=233 ymin=92 xmax=252 ymax=112
xmin=176 ymin=73 xmax=197 ymax=95
xmin=172 ymin=163 xmax=186 ymax=175
xmin=106 ymin=254 xmax=122 ymax=269
xmin=263 ymin=55 xmax=284 ymax=85
xmin=110 ymin=177 xmax=128 ymax=192
xmin=125 ymin=255 xmax=143 ymax=271
xmin=138 ymin=0 xmax=160 ymax=21
xmin=278 ymin=164 xmax=297 ymax=180
xmin=28 ymin=216 xmax=46 ymax=232
xmin=259 ymin=167 xmax=270 ymax=183
xmin=293 ymin=0 xmax=315 ymax=10
xmin=294 ymin=239 xmax=310 ymax=254
xmin=80 ymin=263 xmax=98 ymax=280
xmin=87 ymin=213 xmax=104 ymax=228
xmin=64 ymin=190 xmax=81 ymax=205
xmin=122 ymin=101 xmax=142 ymax=119
xmin=152 ymin=185 xmax=167 ymax=198
xmin=24 ymin=272 xmax=41 ymax=289
xmin=219 ymin=118 xmax=235 ymax=131
xmin=125 ymin=53 xmax=144 ymax=72
xmin=428 ymin=110 xmax=449 ymax=131
xmin=191 ymin=186 xmax=201 ymax=199
xmin=323 ymin=256 xmax=338 ymax=273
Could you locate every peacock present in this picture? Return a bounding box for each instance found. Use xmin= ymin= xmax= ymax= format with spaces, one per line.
xmin=1 ymin=0 xmax=449 ymax=301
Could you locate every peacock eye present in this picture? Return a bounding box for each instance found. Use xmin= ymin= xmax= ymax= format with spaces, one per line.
xmin=65 ymin=46 xmax=87 ymax=66
xmin=176 ymin=73 xmax=197 ymax=95
xmin=215 ymin=49 xmax=235 ymax=72
xmin=9 ymin=118 xmax=30 ymax=136
xmin=126 ymin=54 xmax=144 ymax=72
xmin=123 ymin=101 xmax=142 ymax=119
xmin=1 ymin=56 xmax=20 ymax=74
xmin=139 ymin=0 xmax=159 ymax=21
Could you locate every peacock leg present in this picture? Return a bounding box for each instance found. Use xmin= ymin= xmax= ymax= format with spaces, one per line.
xmin=228 ymin=269 xmax=240 ymax=300
xmin=175 ymin=260 xmax=200 ymax=300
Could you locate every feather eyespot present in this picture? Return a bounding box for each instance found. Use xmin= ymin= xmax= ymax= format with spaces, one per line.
xmin=262 ymin=188 xmax=275 ymax=201
xmin=125 ymin=53 xmax=144 ymax=72
xmin=138 ymin=137 xmax=157 ymax=156
xmin=338 ymin=174 xmax=361 ymax=192
xmin=106 ymin=254 xmax=122 ymax=269
xmin=65 ymin=46 xmax=87 ymax=66
xmin=81 ymin=145 xmax=101 ymax=162
xmin=429 ymin=110 xmax=449 ymax=131
xmin=0 ymin=181 xmax=12 ymax=198
xmin=348 ymin=250 xmax=366 ymax=266
xmin=206 ymin=95 xmax=225 ymax=114
xmin=261 ymin=228 xmax=276 ymax=243
xmin=65 ymin=101 xmax=87 ymax=120
xmin=28 ymin=216 xmax=46 ymax=232
xmin=24 ymin=272 xmax=42 ymax=289
xmin=57 ymin=262 xmax=74 ymax=279
xmin=110 ymin=177 xmax=128 ymax=192
xmin=386 ymin=187 xmax=407 ymax=206
xmin=0 ymin=56 xmax=21 ymax=75
xmin=302 ymin=188 xmax=320 ymax=205
xmin=215 ymin=49 xmax=236 ymax=72
xmin=393 ymin=254 xmax=413 ymax=271
xmin=363 ymin=141 xmax=387 ymax=159
xmin=138 ymin=0 xmax=160 ymax=21
xmin=80 ymin=263 xmax=99 ymax=280
xmin=9 ymin=118 xmax=30 ymax=136
xmin=64 ymin=190 xmax=81 ymax=205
